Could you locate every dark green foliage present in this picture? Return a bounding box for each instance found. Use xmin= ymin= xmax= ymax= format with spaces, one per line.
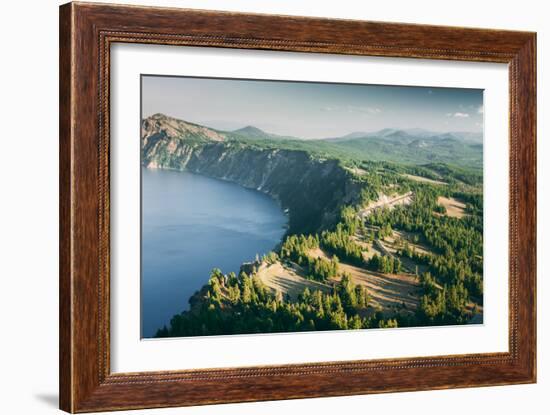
xmin=367 ymin=254 xmax=402 ymax=274
xmin=417 ymin=275 xmax=470 ymax=325
xmin=420 ymin=162 xmax=483 ymax=186
xmin=365 ymin=186 xmax=482 ymax=295
xmin=279 ymin=234 xmax=339 ymax=282
xmin=320 ymin=226 xmax=364 ymax=266
xmin=308 ymin=256 xmax=339 ymax=282
xmin=319 ymin=207 xmax=365 ymax=266
xmin=280 ymin=234 xmax=319 ymax=265
xmin=156 ymin=268 xmax=374 ymax=337
xmin=363 ymin=183 xmax=483 ymax=324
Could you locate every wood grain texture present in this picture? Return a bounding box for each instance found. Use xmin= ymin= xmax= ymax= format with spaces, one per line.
xmin=59 ymin=3 xmax=73 ymax=412
xmin=59 ymin=2 xmax=537 ymax=412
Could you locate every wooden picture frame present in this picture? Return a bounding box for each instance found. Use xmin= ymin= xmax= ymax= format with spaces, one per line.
xmin=59 ymin=2 xmax=536 ymax=412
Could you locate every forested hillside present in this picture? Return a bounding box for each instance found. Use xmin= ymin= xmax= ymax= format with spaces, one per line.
xmin=142 ymin=114 xmax=484 ymax=337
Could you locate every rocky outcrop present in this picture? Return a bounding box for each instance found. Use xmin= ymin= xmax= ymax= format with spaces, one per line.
xmin=141 ymin=113 xmax=227 ymax=149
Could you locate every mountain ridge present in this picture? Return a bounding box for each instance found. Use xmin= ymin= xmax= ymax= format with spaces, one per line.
xmin=142 ymin=113 xmax=482 ymax=144
xmin=141 ymin=114 xmax=483 ymax=169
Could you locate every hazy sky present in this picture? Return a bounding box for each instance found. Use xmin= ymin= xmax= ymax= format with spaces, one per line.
xmin=142 ymin=75 xmax=483 ymax=139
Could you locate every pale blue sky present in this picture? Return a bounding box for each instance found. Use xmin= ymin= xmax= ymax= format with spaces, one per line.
xmin=142 ymin=75 xmax=483 ymax=139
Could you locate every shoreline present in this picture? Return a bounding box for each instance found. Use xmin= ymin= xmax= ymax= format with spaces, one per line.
xmin=141 ymin=165 xmax=289 ymax=337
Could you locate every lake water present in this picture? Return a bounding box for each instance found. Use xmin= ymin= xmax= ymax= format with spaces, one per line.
xmin=141 ymin=167 xmax=287 ymax=337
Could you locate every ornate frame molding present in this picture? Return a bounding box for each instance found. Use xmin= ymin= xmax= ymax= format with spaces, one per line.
xmin=60 ymin=2 xmax=536 ymax=412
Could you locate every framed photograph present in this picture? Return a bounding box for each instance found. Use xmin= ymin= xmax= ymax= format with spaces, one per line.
xmin=59 ymin=2 xmax=536 ymax=412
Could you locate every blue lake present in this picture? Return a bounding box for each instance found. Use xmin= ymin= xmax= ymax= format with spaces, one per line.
xmin=141 ymin=167 xmax=288 ymax=337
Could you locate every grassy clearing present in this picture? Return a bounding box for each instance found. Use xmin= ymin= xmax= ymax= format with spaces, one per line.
xmin=437 ymin=196 xmax=468 ymax=218
xmin=255 ymin=261 xmax=331 ymax=301
xmin=308 ymin=248 xmax=420 ymax=316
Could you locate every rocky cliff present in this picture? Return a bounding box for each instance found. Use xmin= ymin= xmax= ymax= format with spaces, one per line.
xmin=141 ymin=114 xmax=361 ymax=234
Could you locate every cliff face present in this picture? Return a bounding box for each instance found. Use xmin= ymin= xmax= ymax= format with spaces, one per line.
xmin=141 ymin=115 xmax=361 ymax=234
xmin=141 ymin=113 xmax=227 ymax=145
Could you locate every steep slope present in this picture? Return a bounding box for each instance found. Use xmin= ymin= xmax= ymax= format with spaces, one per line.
xmin=141 ymin=114 xmax=361 ymax=234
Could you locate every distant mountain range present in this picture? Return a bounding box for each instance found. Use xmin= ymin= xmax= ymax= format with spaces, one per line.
xmin=231 ymin=125 xmax=483 ymax=144
xmin=142 ymin=114 xmax=483 ymax=170
xmin=322 ymin=128 xmax=482 ymax=144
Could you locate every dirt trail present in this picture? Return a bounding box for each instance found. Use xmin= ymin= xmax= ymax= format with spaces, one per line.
xmin=359 ymin=192 xmax=413 ymax=218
